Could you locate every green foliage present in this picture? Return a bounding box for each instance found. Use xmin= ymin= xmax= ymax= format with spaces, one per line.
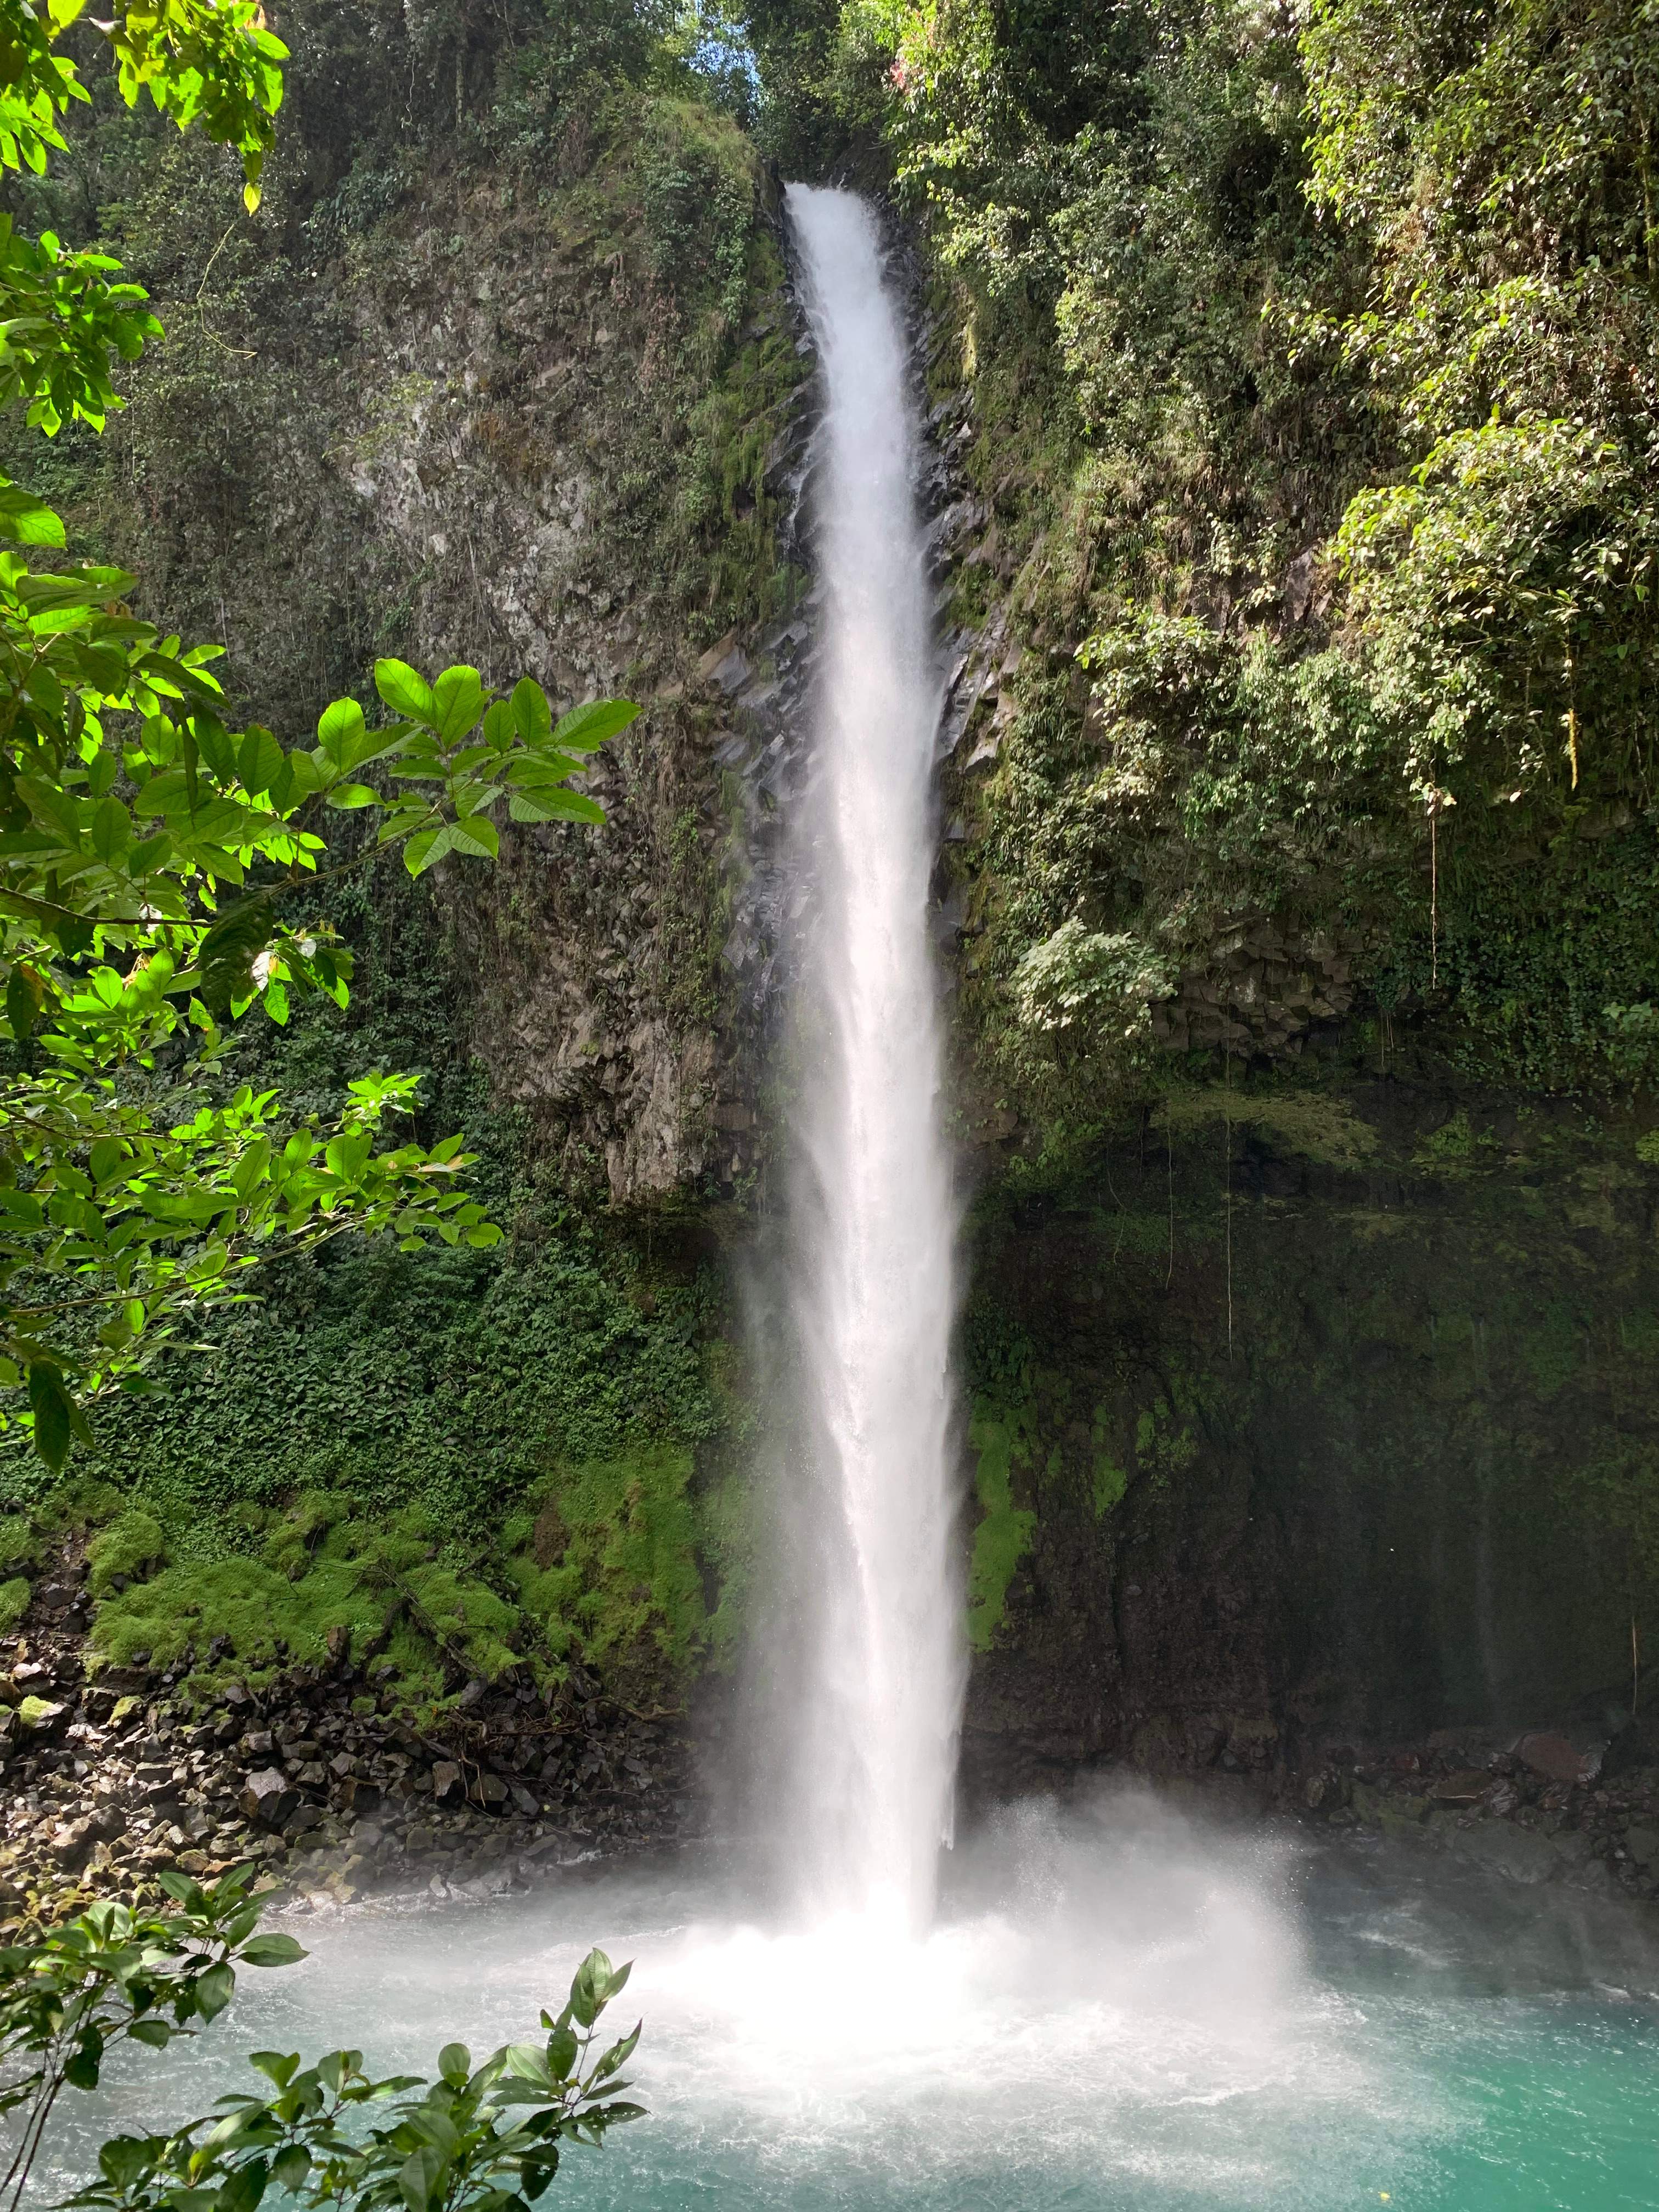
xmin=0 ymin=3 xmax=646 ymax=1463
xmin=1009 ymin=917 xmax=1171 ymax=1045
xmin=0 ymin=1872 xmax=640 ymax=2212
xmin=825 ymin=0 xmax=1659 ymax=1126
xmin=640 ymin=97 xmax=757 ymax=330
xmin=0 ymin=1 xmax=284 ymax=434
xmin=0 ymin=1510 xmax=35 ymax=1572
xmin=83 ymin=1505 xmax=162 ymax=1594
xmin=0 ymin=1576 xmax=27 ymax=1629
xmin=66 ymin=1949 xmax=641 ymax=2212
xmin=80 ymin=1451 xmax=721 ymax=1701
xmin=0 ymin=618 xmax=623 ymax=1459
xmin=508 ymin=1447 xmax=708 ymax=1678
xmin=0 ymin=1862 xmax=304 ymax=2209
xmin=0 ymin=1212 xmax=739 ymax=1701
xmin=964 ymin=1403 xmax=1036 ymax=1652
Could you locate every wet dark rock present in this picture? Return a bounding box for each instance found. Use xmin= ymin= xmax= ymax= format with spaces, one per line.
xmin=1452 ymin=1822 xmax=1559 ymax=1886
xmin=0 ymin=1598 xmax=702 ymax=1925
xmin=50 ymin=1819 xmax=93 ymax=1868
xmin=1430 ymin=1768 xmax=1490 ymax=1804
xmin=1515 ymin=1730 xmax=1602 ymax=1786
xmin=240 ymin=1769 xmax=299 ymax=1829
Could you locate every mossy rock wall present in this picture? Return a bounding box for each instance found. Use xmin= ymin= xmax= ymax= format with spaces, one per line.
xmin=958 ymin=1072 xmax=1659 ymax=1792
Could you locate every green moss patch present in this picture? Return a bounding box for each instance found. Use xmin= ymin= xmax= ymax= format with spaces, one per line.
xmin=86 ymin=1510 xmax=166 ymax=1596
xmin=966 ymin=1405 xmax=1039 ymax=1654
xmin=0 ymin=1517 xmax=37 ymax=1576
xmin=506 ymin=1445 xmax=706 ymax=1683
xmin=84 ymin=1444 xmax=732 ymax=1713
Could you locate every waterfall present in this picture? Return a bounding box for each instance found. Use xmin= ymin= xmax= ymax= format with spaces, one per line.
xmin=773 ymin=184 xmax=963 ymax=1932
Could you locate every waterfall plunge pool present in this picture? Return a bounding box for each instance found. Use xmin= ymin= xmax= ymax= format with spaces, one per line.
xmin=29 ymin=1785 xmax=1659 ymax=2211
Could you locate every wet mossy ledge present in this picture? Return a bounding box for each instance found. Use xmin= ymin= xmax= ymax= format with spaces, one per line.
xmin=0 ymin=1612 xmax=698 ymax=1929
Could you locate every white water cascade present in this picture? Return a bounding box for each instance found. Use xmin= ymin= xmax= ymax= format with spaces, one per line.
xmin=773 ymin=184 xmax=963 ymax=1933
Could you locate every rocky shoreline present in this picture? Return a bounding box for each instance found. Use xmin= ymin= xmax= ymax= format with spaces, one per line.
xmin=10 ymin=1576 xmax=1659 ymax=1930
xmin=1286 ymin=1722 xmax=1659 ymax=1898
xmin=0 ymin=1613 xmax=701 ymax=1929
xmin=973 ymin=1711 xmax=1659 ymax=1904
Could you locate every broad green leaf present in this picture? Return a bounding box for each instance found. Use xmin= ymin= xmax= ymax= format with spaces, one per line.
xmin=403 ymin=824 xmax=454 ymax=877
xmin=552 ymin=697 xmax=639 ymax=752
xmin=238 ymin=1933 xmax=308 ymax=1968
xmin=232 ymin=1137 xmax=272 ymax=1202
xmin=317 ymin=695 xmax=366 ymax=759
xmin=0 ymin=482 xmax=65 ymax=548
xmin=592 ymin=2021 xmax=641 ymax=2079
xmin=191 ymin=712 xmax=239 ymax=785
xmin=284 ymin=747 xmax=325 ymax=798
xmin=63 ymin=2032 xmax=104 ymax=2091
xmin=249 ymin=2052 xmax=302 ymax=2090
xmin=325 ymin=783 xmax=377 ymax=809
xmin=509 ymin=788 xmax=605 ymax=826
xmin=27 ymin=1359 xmax=86 ymax=1469
xmin=89 ymin=1136 xmax=125 ymax=1185
xmin=270 ymin=2146 xmax=310 ymax=2192
xmin=218 ymin=2159 xmax=269 ymax=2212
xmin=397 ymin=2142 xmax=445 ymax=2212
xmin=431 ymin=664 xmax=486 ymax=743
xmin=448 ymin=814 xmax=499 ymax=860
xmin=375 ymin=658 xmax=436 ymax=723
xmin=502 ymin=2043 xmax=554 ymax=2088
xmin=510 ymin=675 xmax=551 ymax=744
xmin=236 ymin=725 xmax=284 ymax=798
xmin=504 ymin=751 xmax=587 ymax=786
xmin=194 ymin=1960 xmax=235 ymax=2021
xmin=437 ymin=2041 xmax=471 ymax=2086
xmin=5 ymin=961 xmax=44 ymax=1041
xmin=99 ymin=2137 xmax=156 ymax=2189
xmin=91 ymin=793 xmax=131 ymax=862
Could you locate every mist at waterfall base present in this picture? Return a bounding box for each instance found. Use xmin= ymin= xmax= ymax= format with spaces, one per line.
xmin=37 ymin=1791 xmax=1659 ymax=2210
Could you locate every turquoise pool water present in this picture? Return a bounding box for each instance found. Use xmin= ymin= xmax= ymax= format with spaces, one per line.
xmin=29 ymin=1787 xmax=1659 ymax=2210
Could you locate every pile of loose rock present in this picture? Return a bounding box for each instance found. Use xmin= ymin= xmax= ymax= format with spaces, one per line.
xmin=0 ymin=1620 xmax=702 ymax=1927
xmin=1293 ymin=1723 xmax=1659 ymax=1896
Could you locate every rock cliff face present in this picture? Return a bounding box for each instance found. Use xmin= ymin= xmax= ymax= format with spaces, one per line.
xmin=22 ymin=5 xmax=812 ymax=1206
xmin=955 ymin=1078 xmax=1659 ymax=1799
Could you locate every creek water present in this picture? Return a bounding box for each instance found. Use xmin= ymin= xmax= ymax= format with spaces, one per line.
xmin=34 ymin=1790 xmax=1659 ymax=2210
